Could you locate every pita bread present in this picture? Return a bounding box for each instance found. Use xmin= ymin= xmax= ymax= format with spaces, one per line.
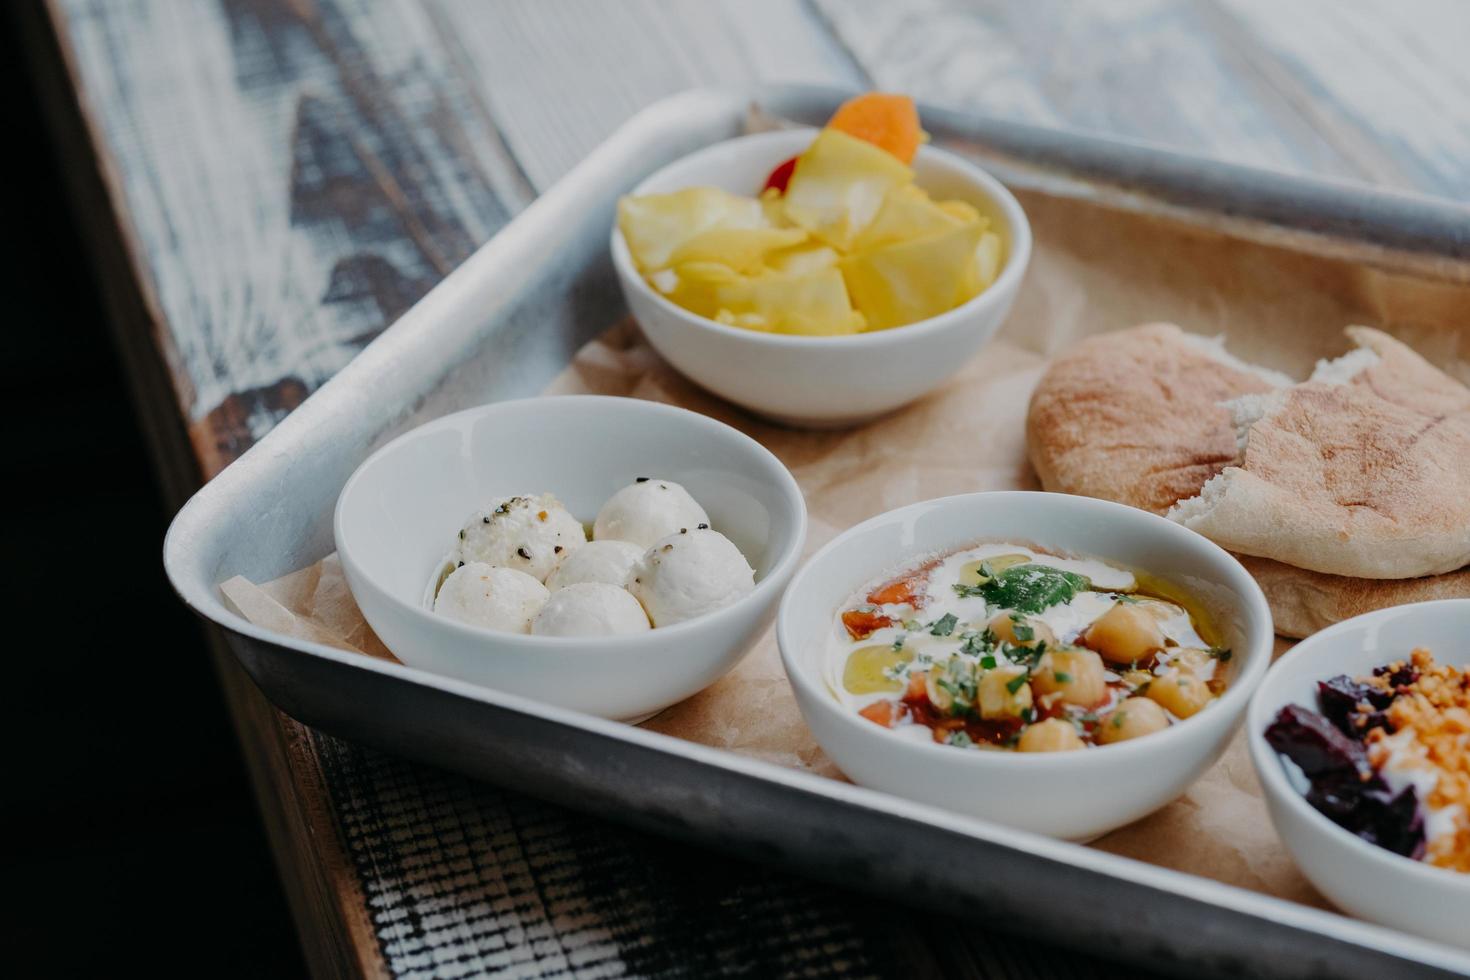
xmin=1241 ymin=555 xmax=1470 ymax=640
xmin=1025 ymin=323 xmax=1285 ymax=514
xmin=1027 ymin=323 xmax=1470 ymax=635
xmin=1169 ymin=328 xmax=1470 ymax=578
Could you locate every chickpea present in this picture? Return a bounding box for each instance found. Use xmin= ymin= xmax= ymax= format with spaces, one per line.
xmin=1030 ymin=647 xmax=1107 ymax=707
xmin=1096 ymin=697 xmax=1170 ymax=744
xmin=978 ymin=664 xmax=1033 ymax=720
xmin=1017 ymin=717 xmax=1085 ymax=753
xmin=1166 ymin=647 xmax=1215 ymax=676
xmin=925 ymin=670 xmax=954 ymax=712
xmin=923 ymin=658 xmax=958 ymax=714
xmin=1081 ymin=602 xmax=1166 ymax=665
xmin=986 ymin=611 xmax=1056 ymax=650
xmin=1120 ymin=668 xmax=1153 ymax=692
xmin=1146 ymin=667 xmax=1214 ymax=719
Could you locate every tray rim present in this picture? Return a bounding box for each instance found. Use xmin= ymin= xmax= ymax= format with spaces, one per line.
xmin=163 ymin=84 xmax=1470 ymax=974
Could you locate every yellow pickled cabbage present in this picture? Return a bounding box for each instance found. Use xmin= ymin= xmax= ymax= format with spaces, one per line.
xmin=618 ymin=188 xmax=765 ymax=271
xmin=851 ymin=184 xmax=965 ymax=252
xmin=667 ymin=227 xmax=807 ymax=275
xmin=617 ymin=122 xmax=1007 ymax=337
xmin=678 ymin=268 xmax=863 ymax=336
xmin=781 ymin=129 xmax=912 ymax=252
xmin=764 ymin=242 xmax=840 ymax=277
xmin=840 ymin=222 xmax=984 ymax=331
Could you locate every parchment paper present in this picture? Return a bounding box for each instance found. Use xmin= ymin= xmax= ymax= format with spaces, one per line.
xmin=220 ymin=187 xmax=1470 ymax=911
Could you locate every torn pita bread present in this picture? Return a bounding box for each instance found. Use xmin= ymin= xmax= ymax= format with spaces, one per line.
xmin=1025 ymin=323 xmax=1288 ymax=514
xmin=1169 ymin=328 xmax=1470 ymax=579
xmin=1027 ymin=323 xmax=1470 ymax=636
xmin=1241 ymin=555 xmax=1470 ymax=640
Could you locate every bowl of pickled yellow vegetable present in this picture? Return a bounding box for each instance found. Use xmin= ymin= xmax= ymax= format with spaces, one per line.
xmin=611 ymin=93 xmax=1031 ymax=428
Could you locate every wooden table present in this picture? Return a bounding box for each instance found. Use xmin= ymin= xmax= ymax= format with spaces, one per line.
xmin=27 ymin=1 xmax=1469 ymax=976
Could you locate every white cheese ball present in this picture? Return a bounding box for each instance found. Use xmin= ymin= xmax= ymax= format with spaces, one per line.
xmin=626 ymin=528 xmax=755 ymax=627
xmin=434 ymin=563 xmax=549 ymax=633
xmin=593 ymin=479 xmax=710 ymax=549
xmin=531 ymin=582 xmax=651 ymax=637
xmin=546 ymin=539 xmax=645 ymax=591
xmin=456 ymin=492 xmax=586 ymax=582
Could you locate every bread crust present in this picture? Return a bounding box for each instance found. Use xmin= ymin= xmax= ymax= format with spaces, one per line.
xmin=1025 ymin=323 xmax=1277 ymax=514
xmin=1027 ymin=323 xmax=1470 ymax=633
xmin=1169 ymin=329 xmax=1470 ymax=578
xmin=1242 ymin=555 xmax=1470 ymax=640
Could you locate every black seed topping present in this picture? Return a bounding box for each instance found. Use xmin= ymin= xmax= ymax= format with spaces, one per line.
xmin=458 ymin=530 xmax=465 ymax=539
xmin=554 ymin=545 xmax=563 ymax=554
xmin=457 ymin=561 xmax=464 ymax=567
xmin=660 ymin=484 xmax=668 ymax=489
xmin=482 ymin=516 xmax=491 ymax=523
xmin=679 ymin=527 xmax=687 ymax=534
xmin=697 ymin=523 xmax=709 ymax=530
xmin=516 ymin=547 xmax=531 ymax=560
xmin=636 ymin=476 xmax=649 ymax=483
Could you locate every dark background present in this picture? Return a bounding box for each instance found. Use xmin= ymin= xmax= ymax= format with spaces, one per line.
xmin=1 ymin=10 xmax=306 ymax=977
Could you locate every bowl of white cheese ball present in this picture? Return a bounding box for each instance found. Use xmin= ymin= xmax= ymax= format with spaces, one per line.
xmin=334 ymin=395 xmax=807 ymax=720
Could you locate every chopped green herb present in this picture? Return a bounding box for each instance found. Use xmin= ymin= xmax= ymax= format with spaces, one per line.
xmin=1005 ymin=672 xmax=1029 ymax=694
xmin=902 ymin=619 xmax=921 ymax=631
xmin=930 ymin=613 xmax=958 ymax=636
xmin=1005 ymin=641 xmax=1045 ymax=668
xmin=980 ymin=655 xmax=997 ymax=670
xmin=954 ymin=564 xmax=1090 ymax=614
xmin=946 ymin=730 xmax=974 ymax=748
xmin=1112 ymin=711 xmax=1128 ymax=728
xmin=1010 ymin=620 xmax=1035 ymax=643
xmin=1053 ymin=670 xmax=1073 ymax=684
xmin=960 ymin=628 xmax=998 ymax=657
xmin=891 ymin=635 xmax=906 ymax=652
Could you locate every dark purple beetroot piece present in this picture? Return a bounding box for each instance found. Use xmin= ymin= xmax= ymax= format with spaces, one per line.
xmin=1264 ymin=704 xmax=1373 ymax=780
xmin=1303 ymin=773 xmax=1426 ymax=860
xmin=1373 ymin=661 xmax=1420 ymax=690
xmin=1316 ymin=674 xmax=1392 ymax=737
xmin=1266 ymin=700 xmax=1426 ymax=861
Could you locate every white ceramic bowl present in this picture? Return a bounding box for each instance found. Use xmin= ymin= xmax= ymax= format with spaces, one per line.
xmin=776 ymin=491 xmax=1273 ymax=840
xmin=334 ymin=396 xmax=807 ymax=721
xmin=611 ymin=129 xmax=1032 ymax=428
xmin=1248 ymin=600 xmax=1470 ymax=949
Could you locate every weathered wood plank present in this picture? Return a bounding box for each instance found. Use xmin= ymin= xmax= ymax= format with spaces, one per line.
xmin=51 ymin=0 xmax=857 ymax=472
xmin=1217 ymin=0 xmax=1470 ymax=196
xmin=55 ymin=0 xmax=1469 ymax=464
xmin=813 ymin=0 xmax=1470 ymax=199
xmin=436 ymin=0 xmax=860 ymax=190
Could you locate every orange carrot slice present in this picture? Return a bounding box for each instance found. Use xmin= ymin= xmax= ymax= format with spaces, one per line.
xmin=828 ymin=93 xmax=922 ymax=163
xmin=859 ymin=700 xmax=896 ymax=728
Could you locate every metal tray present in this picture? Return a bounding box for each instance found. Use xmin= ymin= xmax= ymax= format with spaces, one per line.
xmin=164 ymin=86 xmax=1470 ymax=979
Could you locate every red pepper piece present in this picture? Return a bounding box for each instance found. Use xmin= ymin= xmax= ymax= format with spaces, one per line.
xmin=762 ymin=155 xmax=798 ymax=194
xmin=841 ymin=608 xmax=892 ymax=640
